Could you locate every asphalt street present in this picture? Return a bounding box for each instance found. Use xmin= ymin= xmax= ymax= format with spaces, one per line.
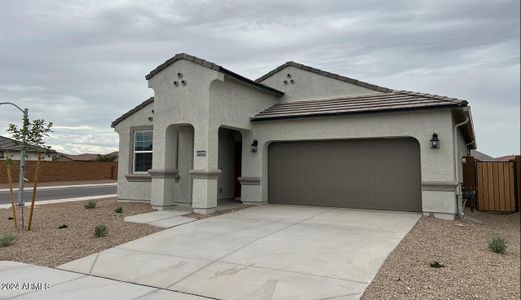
xmin=0 ymin=185 xmax=117 ymax=205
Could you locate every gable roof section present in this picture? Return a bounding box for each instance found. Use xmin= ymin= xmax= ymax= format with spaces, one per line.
xmin=111 ymin=97 xmax=154 ymax=128
xmin=145 ymin=53 xmax=284 ymax=96
xmin=256 ymin=61 xmax=393 ymax=93
xmin=251 ymin=90 xmax=468 ymax=121
xmin=0 ymin=135 xmax=56 ymax=153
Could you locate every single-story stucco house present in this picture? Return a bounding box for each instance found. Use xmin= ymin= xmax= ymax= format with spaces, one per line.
xmin=112 ymin=53 xmax=476 ymax=220
xmin=0 ymin=135 xmax=56 ymax=161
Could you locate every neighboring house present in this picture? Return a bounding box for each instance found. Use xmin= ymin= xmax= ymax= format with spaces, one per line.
xmin=58 ymin=153 xmax=102 ymax=162
xmin=0 ymin=135 xmax=55 ymax=161
xmin=471 ymin=150 xmax=496 ymax=161
xmin=57 ymin=152 xmax=118 ymax=162
xmin=112 ymin=53 xmax=476 ymax=220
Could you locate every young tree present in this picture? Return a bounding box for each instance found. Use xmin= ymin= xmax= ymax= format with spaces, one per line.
xmin=7 ymin=114 xmax=53 ymax=229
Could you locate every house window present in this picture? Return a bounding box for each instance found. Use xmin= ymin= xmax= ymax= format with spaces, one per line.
xmin=0 ymin=151 xmax=4 ymax=159
xmin=133 ymin=130 xmax=153 ymax=173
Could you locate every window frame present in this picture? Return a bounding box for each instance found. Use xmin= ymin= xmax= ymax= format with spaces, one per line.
xmin=132 ymin=130 xmax=153 ymax=174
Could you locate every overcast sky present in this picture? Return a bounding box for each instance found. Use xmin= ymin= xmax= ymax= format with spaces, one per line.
xmin=0 ymin=0 xmax=519 ymax=156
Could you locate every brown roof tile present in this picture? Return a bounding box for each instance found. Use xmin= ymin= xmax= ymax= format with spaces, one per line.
xmin=251 ymin=91 xmax=468 ymax=121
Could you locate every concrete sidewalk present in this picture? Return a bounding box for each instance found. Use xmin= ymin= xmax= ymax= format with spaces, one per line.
xmin=0 ymin=261 xmax=208 ymax=299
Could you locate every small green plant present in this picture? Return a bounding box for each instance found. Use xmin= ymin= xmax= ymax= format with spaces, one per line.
xmin=0 ymin=233 xmax=17 ymax=247
xmin=114 ymin=207 xmax=123 ymax=214
xmin=94 ymin=225 xmax=108 ymax=237
xmin=488 ymin=235 xmax=507 ymax=254
xmin=84 ymin=200 xmax=97 ymax=209
xmin=430 ymin=261 xmax=445 ymax=268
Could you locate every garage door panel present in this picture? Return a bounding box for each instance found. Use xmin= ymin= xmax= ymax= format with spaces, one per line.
xmin=268 ymin=138 xmax=421 ymax=212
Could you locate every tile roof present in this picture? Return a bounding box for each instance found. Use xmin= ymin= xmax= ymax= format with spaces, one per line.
xmin=111 ymin=97 xmax=154 ymax=127
xmin=59 ymin=153 xmax=102 ymax=161
xmin=0 ymin=135 xmax=56 ymax=153
xmin=495 ymin=155 xmax=518 ymax=162
xmin=256 ymin=61 xmax=394 ymax=93
xmin=251 ymin=90 xmax=468 ymax=121
xmin=145 ymin=53 xmax=284 ymax=96
xmin=470 ymin=150 xmax=496 ymax=161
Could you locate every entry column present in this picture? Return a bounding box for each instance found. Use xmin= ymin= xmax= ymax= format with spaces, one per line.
xmin=190 ymin=126 xmax=221 ymax=214
xmin=149 ymin=124 xmax=178 ymax=210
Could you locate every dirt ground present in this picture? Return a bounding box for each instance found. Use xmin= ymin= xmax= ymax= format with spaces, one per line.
xmin=362 ymin=209 xmax=520 ymax=299
xmin=0 ymin=198 xmax=161 ymax=267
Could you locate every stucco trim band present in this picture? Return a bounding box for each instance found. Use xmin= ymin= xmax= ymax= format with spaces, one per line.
xmin=189 ymin=169 xmax=222 ymax=179
xmin=148 ymin=169 xmax=179 ymax=178
xmin=421 ymin=181 xmax=458 ymax=192
xmin=125 ymin=174 xmax=152 ymax=182
xmin=238 ymin=177 xmax=261 ymax=185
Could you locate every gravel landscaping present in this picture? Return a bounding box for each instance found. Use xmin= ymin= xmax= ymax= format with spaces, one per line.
xmin=362 ymin=209 xmax=520 ymax=300
xmin=0 ymin=198 xmax=161 ymax=267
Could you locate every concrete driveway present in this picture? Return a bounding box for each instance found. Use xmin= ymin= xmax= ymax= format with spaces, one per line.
xmin=59 ymin=205 xmax=420 ymax=300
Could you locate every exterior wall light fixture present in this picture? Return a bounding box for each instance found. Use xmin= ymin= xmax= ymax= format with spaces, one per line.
xmin=430 ymin=132 xmax=440 ymax=149
xmin=251 ymin=140 xmax=258 ymax=152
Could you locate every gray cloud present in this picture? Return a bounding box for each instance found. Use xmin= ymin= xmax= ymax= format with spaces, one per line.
xmin=0 ymin=0 xmax=519 ymax=156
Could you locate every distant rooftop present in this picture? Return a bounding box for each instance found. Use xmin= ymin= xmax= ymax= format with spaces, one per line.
xmin=0 ymin=135 xmax=55 ymax=153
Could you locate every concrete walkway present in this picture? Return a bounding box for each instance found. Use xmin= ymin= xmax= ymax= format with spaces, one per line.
xmin=0 ymin=261 xmax=208 ymax=299
xmin=124 ymin=210 xmax=195 ymax=228
xmin=58 ymin=205 xmax=420 ymax=299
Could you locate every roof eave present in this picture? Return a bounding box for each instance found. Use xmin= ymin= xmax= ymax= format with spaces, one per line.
xmin=255 ymin=61 xmax=394 ymax=93
xmin=145 ymin=53 xmax=284 ymax=96
xmin=251 ymin=104 xmax=466 ymax=122
xmin=111 ymin=97 xmax=154 ymax=128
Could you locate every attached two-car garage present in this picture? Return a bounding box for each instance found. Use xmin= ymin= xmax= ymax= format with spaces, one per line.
xmin=268 ymin=138 xmax=422 ymax=212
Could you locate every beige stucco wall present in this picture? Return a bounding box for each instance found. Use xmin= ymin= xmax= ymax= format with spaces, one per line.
xmin=113 ymin=101 xmax=154 ymax=201
xmin=259 ymin=65 xmax=382 ymax=102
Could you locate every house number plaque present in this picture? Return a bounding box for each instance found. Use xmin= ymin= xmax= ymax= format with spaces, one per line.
xmin=196 ymin=150 xmax=207 ymax=157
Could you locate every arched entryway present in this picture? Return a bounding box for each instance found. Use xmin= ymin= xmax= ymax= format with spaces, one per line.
xmin=217 ymin=127 xmax=243 ymax=203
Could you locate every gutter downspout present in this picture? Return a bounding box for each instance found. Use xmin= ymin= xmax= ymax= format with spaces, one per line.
xmin=454 ymin=112 xmax=470 ymax=219
xmin=465 ymin=140 xmax=475 ymax=156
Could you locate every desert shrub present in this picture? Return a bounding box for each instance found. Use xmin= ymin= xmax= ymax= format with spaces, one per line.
xmin=114 ymin=207 xmax=123 ymax=213
xmin=94 ymin=225 xmax=108 ymax=237
xmin=84 ymin=200 xmax=97 ymax=209
xmin=0 ymin=233 xmax=17 ymax=247
xmin=430 ymin=261 xmax=445 ymax=268
xmin=488 ymin=235 xmax=507 ymax=254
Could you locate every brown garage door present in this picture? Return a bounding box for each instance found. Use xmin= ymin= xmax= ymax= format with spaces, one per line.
xmin=268 ymin=138 xmax=421 ymax=211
